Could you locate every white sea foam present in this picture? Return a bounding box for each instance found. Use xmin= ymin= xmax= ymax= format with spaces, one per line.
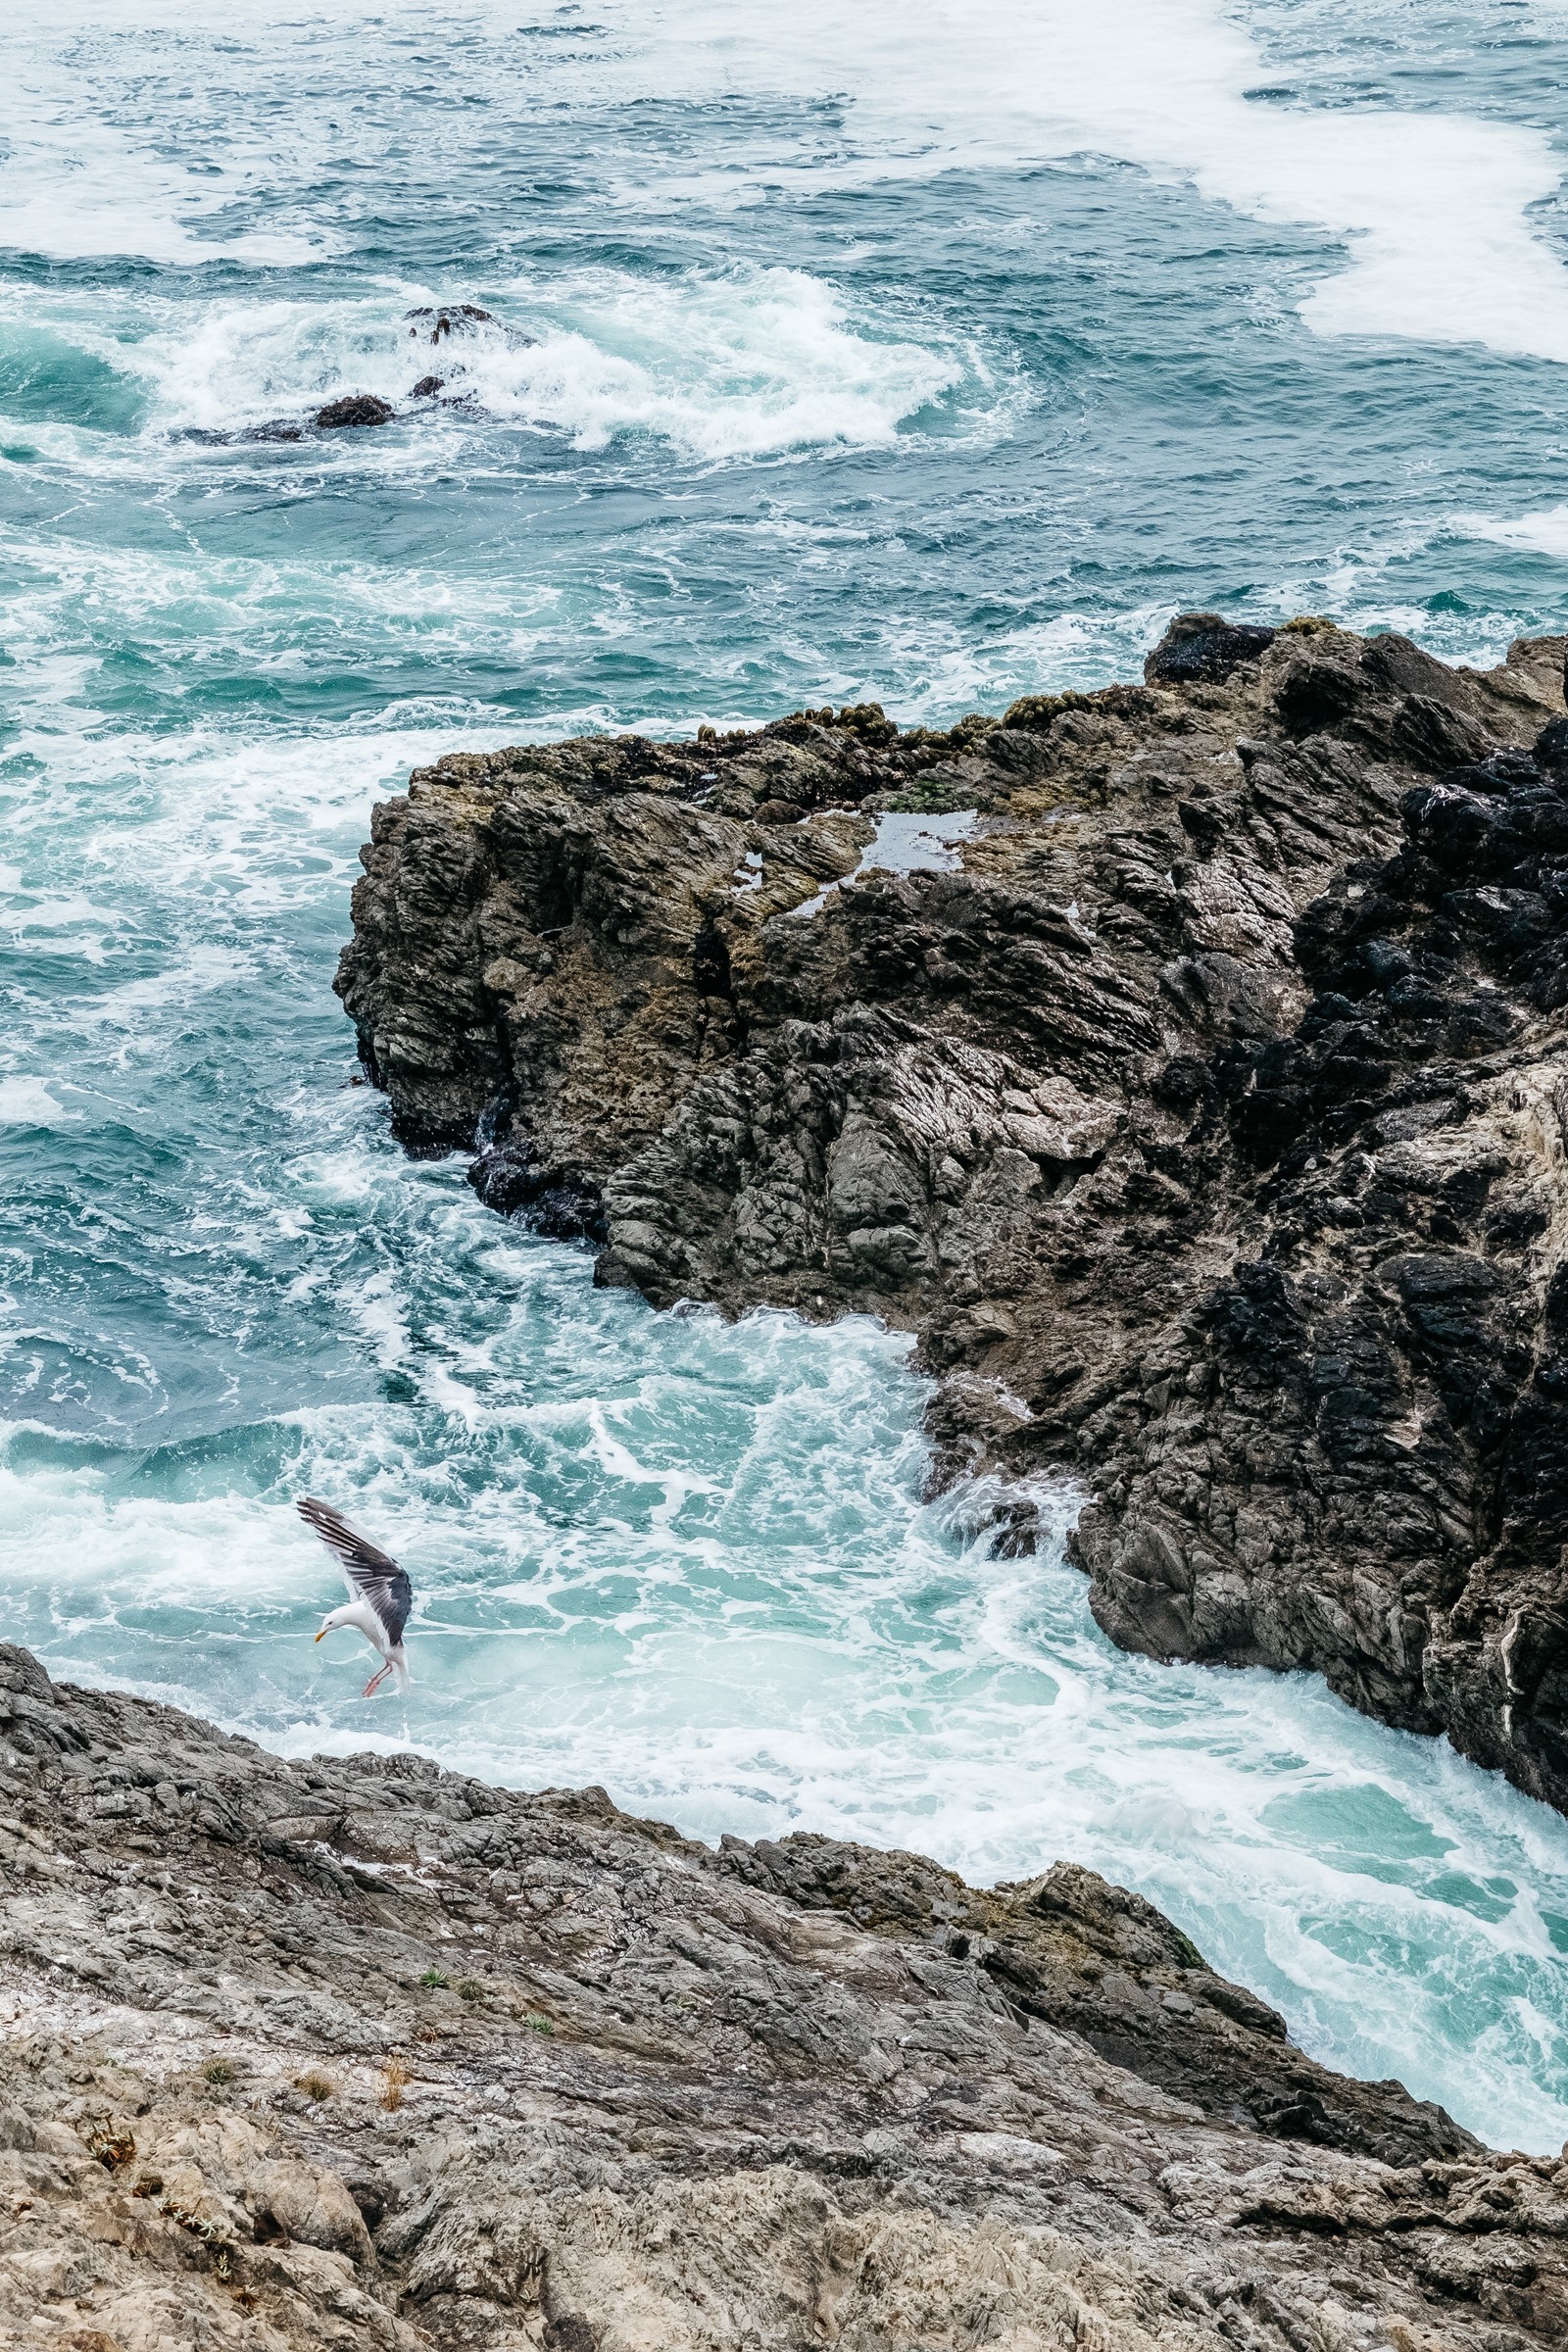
xmin=1461 ymin=503 xmax=1568 ymax=560
xmin=123 ymin=298 xmax=428 ymax=435
xmin=585 ymin=0 xmax=1568 ymax=365
xmin=0 ymin=136 xmax=321 ymax=270
xmin=12 ymin=0 xmax=1566 ymax=363
xmin=0 ymin=1078 xmax=77 ymax=1127
xmin=0 ymin=270 xmax=990 ymax=476
xmin=480 ymin=269 xmax=978 ymax=459
xmin=25 ymin=269 xmax=986 ymax=464
xmin=0 ymin=60 xmax=327 ymax=269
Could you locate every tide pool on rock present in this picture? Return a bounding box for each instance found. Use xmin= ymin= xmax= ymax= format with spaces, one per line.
xmin=5 ymin=0 xmax=1568 ymax=2169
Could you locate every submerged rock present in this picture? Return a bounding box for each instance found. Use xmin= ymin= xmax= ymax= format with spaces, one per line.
xmin=410 ymin=372 xmax=445 ymax=398
xmin=3 ymin=1642 xmax=1564 ymax=2350
xmin=338 ymin=618 xmax=1568 ymax=1818
xmin=177 ymin=419 xmax=307 ymax=445
xmin=404 ymin=302 xmax=535 ymax=359
xmin=315 ymin=392 xmax=396 ymax=429
xmin=405 ymin=302 xmax=496 ymax=343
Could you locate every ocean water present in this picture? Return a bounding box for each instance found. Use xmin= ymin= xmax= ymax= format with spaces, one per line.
xmin=4 ymin=0 xmax=1568 ymax=2153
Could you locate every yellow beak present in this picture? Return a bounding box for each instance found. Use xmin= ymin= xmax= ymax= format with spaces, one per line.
xmin=314 ymin=1630 xmax=326 ymax=1642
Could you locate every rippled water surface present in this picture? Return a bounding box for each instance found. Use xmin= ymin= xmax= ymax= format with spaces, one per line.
xmin=5 ymin=0 xmax=1568 ymax=2152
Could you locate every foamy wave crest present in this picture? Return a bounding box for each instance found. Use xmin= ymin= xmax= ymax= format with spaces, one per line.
xmin=113 ymin=269 xmax=981 ymax=462
xmin=478 ymin=267 xmax=979 ymax=458
xmin=120 ymin=298 xmax=429 ymax=436
xmin=0 ymin=1077 xmax=78 ymax=1128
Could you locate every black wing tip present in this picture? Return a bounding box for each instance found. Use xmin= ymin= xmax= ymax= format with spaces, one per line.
xmin=297 ymin=1495 xmax=404 ymax=1583
xmin=297 ymin=1494 xmax=358 ymax=1546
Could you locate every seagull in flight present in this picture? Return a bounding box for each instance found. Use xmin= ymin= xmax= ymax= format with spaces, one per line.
xmin=298 ymin=1496 xmax=414 ymax=1696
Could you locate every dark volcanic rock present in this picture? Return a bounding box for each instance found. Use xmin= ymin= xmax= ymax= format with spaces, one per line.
xmin=410 ymin=373 xmax=445 ymax=398
xmin=316 ymin=393 xmax=396 ymax=429
xmin=469 ymin=1131 xmax=609 ymax=1244
xmin=5 ymin=1642 xmax=1566 ymax=2351
xmin=315 ymin=395 xmax=394 ymax=432
xmin=1144 ymin=611 xmax=1278 ymax=685
xmin=336 ymin=618 xmax=1568 ymax=1815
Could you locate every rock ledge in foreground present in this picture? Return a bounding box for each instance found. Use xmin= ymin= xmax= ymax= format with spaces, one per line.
xmin=1 ymin=1643 xmax=1564 ymax=2350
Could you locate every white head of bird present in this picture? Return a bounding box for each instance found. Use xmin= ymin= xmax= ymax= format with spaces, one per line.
xmin=314 ymin=1597 xmax=411 ymax=1695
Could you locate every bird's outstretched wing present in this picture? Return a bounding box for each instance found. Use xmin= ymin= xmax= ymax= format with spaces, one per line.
xmin=297 ymin=1496 xmax=414 ymax=1644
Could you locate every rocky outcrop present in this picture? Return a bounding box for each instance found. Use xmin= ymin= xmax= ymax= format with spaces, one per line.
xmin=336 ymin=621 xmax=1568 ymax=1815
xmin=3 ymin=1642 xmax=1565 ymax=2351
xmin=316 ymin=395 xmax=396 ymax=430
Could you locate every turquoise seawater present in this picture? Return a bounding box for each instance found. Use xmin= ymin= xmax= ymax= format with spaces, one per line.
xmin=5 ymin=0 xmax=1568 ymax=2150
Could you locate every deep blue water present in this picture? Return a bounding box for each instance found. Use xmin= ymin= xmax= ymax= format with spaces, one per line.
xmin=4 ymin=0 xmax=1568 ymax=2149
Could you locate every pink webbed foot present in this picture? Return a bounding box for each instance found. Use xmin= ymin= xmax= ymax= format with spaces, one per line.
xmin=363 ymin=1665 xmax=391 ymax=1697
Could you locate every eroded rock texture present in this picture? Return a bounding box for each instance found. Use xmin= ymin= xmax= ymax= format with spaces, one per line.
xmin=3 ymin=1644 xmax=1565 ymax=2351
xmin=337 ymin=621 xmax=1568 ymax=1812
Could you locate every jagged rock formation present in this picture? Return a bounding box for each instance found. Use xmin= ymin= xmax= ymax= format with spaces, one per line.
xmin=336 ymin=619 xmax=1568 ymax=1815
xmin=2 ymin=1643 xmax=1564 ymax=2351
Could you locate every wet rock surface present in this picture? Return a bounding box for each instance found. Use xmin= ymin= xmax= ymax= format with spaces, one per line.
xmin=337 ymin=618 xmax=1568 ymax=1818
xmin=178 ymin=401 xmax=398 ymax=447
xmin=4 ymin=1643 xmax=1564 ymax=2352
xmin=404 ymin=305 xmax=497 ymax=343
xmin=315 ymin=395 xmax=397 ymax=430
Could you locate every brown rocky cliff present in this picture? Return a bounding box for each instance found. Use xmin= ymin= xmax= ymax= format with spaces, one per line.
xmin=3 ymin=1643 xmax=1566 ymax=2351
xmin=336 ymin=619 xmax=1568 ymax=1816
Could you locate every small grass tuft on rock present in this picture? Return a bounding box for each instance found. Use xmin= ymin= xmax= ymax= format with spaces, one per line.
xmin=82 ymin=2118 xmax=136 ymax=2170
xmin=420 ymin=1965 xmax=449 ymax=1989
xmin=295 ymin=2069 xmax=335 ymax=2102
xmin=380 ymin=2057 xmax=411 ymax=2112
